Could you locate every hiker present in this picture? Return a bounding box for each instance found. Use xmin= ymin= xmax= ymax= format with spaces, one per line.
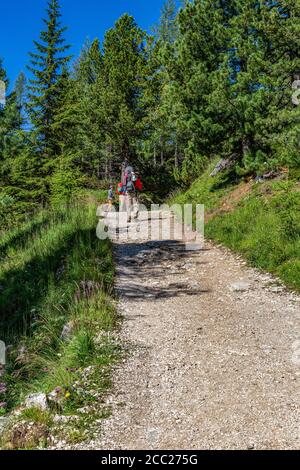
xmin=107 ymin=185 xmax=114 ymax=209
xmin=118 ymin=164 xmax=143 ymax=222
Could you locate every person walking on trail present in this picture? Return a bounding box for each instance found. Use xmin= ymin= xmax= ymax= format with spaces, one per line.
xmin=118 ymin=164 xmax=143 ymax=223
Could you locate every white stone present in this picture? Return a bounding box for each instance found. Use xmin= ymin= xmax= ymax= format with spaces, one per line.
xmin=0 ymin=416 xmax=8 ymax=434
xmin=230 ymin=282 xmax=252 ymax=292
xmin=25 ymin=393 xmax=48 ymax=411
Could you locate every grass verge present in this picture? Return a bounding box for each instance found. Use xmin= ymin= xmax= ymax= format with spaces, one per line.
xmin=0 ymin=193 xmax=120 ymax=449
xmin=170 ymin=162 xmax=300 ymax=291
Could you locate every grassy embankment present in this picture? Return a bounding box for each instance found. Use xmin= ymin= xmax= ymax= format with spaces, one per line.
xmin=171 ymin=162 xmax=300 ymax=291
xmin=0 ymin=191 xmax=120 ymax=448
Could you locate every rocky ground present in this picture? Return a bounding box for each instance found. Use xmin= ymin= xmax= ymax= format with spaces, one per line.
xmin=74 ymin=211 xmax=300 ymax=449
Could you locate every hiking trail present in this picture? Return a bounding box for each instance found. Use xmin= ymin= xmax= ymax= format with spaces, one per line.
xmin=78 ymin=210 xmax=300 ymax=450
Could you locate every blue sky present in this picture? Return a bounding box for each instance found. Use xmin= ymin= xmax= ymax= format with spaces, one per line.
xmin=1 ymin=0 xmax=180 ymax=88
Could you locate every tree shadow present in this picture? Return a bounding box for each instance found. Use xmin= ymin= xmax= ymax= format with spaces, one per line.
xmin=0 ymin=212 xmax=67 ymax=260
xmin=114 ymin=239 xmax=212 ymax=301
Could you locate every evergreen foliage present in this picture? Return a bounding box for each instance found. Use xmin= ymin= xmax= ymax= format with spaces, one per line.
xmin=1 ymin=0 xmax=300 ymax=224
xmin=26 ymin=0 xmax=71 ymax=199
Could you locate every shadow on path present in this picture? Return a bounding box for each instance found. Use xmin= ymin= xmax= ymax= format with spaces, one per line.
xmin=115 ymin=239 xmax=211 ymax=301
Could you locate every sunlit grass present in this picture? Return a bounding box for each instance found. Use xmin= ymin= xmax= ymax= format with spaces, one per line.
xmin=0 ymin=196 xmax=118 ymax=419
xmin=172 ymin=167 xmax=300 ymax=291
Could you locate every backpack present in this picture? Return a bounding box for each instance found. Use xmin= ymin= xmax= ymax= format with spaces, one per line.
xmin=124 ymin=166 xmax=135 ymax=193
xmin=135 ymin=178 xmax=143 ymax=191
xmin=117 ymin=182 xmax=124 ymax=195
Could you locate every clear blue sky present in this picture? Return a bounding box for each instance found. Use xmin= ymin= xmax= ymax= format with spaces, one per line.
xmin=1 ymin=0 xmax=180 ymax=88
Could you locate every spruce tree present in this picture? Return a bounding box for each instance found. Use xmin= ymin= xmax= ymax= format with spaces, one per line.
xmin=0 ymin=64 xmax=24 ymax=180
xmin=255 ymin=0 xmax=300 ymax=169
xmin=27 ymin=0 xmax=71 ymax=193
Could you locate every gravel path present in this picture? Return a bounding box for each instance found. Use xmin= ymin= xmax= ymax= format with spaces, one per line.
xmin=82 ymin=211 xmax=300 ymax=450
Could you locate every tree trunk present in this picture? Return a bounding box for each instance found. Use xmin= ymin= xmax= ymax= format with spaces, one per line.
xmin=109 ymin=158 xmax=112 ymax=180
xmin=153 ymin=143 xmax=157 ymax=167
xmin=160 ymin=137 xmax=164 ymax=166
xmin=242 ymin=135 xmax=252 ymax=157
xmin=174 ymin=141 xmax=179 ymax=169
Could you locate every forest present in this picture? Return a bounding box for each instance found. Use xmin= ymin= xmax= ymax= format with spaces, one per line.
xmin=1 ymin=0 xmax=300 ymax=227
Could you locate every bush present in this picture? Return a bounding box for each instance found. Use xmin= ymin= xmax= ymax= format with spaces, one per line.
xmin=50 ymin=159 xmax=85 ymax=207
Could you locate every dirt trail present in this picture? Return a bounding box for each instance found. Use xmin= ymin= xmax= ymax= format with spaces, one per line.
xmin=83 ymin=211 xmax=300 ymax=450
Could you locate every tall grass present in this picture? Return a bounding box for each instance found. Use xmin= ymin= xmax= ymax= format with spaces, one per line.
xmin=0 ymin=197 xmax=117 ymax=413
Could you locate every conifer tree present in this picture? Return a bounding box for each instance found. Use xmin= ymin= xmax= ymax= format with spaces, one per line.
xmin=215 ymin=0 xmax=300 ymax=172
xmin=102 ymin=14 xmax=147 ymax=168
xmin=155 ymin=0 xmax=178 ymax=44
xmin=0 ymin=61 xmax=26 ymax=212
xmin=27 ymin=0 xmax=71 ymax=189
xmin=53 ymin=38 xmax=105 ymax=180
xmin=0 ymin=65 xmax=23 ymax=176
xmin=141 ymin=0 xmax=180 ymax=176
xmin=166 ymin=0 xmax=233 ymax=181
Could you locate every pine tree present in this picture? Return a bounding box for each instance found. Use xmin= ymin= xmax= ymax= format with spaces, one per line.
xmin=0 ymin=63 xmax=24 ymax=181
xmin=215 ymin=0 xmax=300 ymax=172
xmin=73 ymin=38 xmax=103 ymax=85
xmin=155 ymin=0 xmax=178 ymax=44
xmin=254 ymin=0 xmax=300 ymax=169
xmin=27 ymin=0 xmax=71 ymax=192
xmin=53 ymin=38 xmax=106 ymax=180
xmin=141 ymin=0 xmax=180 ymax=179
xmin=101 ymin=14 xmax=147 ymax=169
xmin=165 ymin=0 xmax=233 ymax=182
xmin=0 ymin=60 xmax=27 ymax=219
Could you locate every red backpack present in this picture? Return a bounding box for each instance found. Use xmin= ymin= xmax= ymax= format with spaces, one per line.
xmin=135 ymin=178 xmax=143 ymax=191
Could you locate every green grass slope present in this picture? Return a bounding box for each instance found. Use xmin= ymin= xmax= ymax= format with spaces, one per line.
xmin=0 ymin=194 xmax=119 ymax=448
xmin=171 ymin=163 xmax=300 ymax=291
